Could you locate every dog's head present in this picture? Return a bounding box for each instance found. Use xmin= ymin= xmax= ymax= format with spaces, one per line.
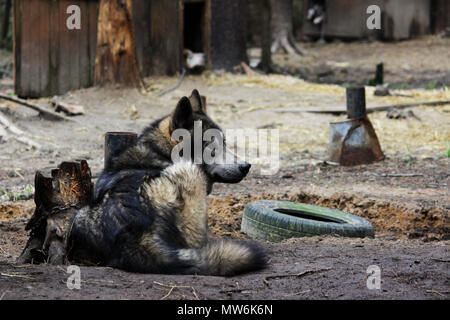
xmin=166 ymin=90 xmax=251 ymax=188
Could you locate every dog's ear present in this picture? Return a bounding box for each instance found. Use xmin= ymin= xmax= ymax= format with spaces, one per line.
xmin=171 ymin=96 xmax=194 ymax=131
xmin=189 ymin=89 xmax=206 ymax=114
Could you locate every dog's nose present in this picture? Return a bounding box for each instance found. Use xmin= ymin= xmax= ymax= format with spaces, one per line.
xmin=239 ymin=163 xmax=251 ymax=174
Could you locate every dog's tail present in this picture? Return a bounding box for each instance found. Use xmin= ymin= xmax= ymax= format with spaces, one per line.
xmin=177 ymin=239 xmax=267 ymax=276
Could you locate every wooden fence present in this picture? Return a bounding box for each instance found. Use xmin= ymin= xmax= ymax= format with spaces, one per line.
xmin=13 ymin=0 xmax=246 ymax=98
xmin=14 ymin=0 xmax=98 ymax=98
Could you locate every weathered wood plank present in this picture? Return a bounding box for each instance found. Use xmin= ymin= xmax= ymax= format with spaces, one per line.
xmin=28 ymin=0 xmax=41 ymax=97
xmin=39 ymin=0 xmax=50 ymax=96
xmin=210 ymin=0 xmax=247 ymax=70
xmin=58 ymin=0 xmax=71 ymax=94
xmin=49 ymin=0 xmax=61 ymax=95
xmin=150 ymin=0 xmax=180 ymax=75
xmin=66 ymin=0 xmax=81 ymax=91
xmin=78 ymin=0 xmax=89 ymax=88
xmin=88 ymin=0 xmax=99 ymax=86
xmin=132 ymin=0 xmax=151 ymax=77
xmin=16 ymin=0 xmax=32 ymax=97
xmin=13 ymin=0 xmax=23 ymax=96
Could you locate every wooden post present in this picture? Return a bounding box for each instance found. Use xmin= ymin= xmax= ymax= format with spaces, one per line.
xmin=200 ymin=95 xmax=207 ymax=113
xmin=104 ymin=132 xmax=138 ymax=171
xmin=375 ymin=63 xmax=384 ymax=85
xmin=346 ymin=87 xmax=366 ymax=119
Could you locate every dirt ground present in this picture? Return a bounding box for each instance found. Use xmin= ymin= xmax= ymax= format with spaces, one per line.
xmin=267 ymin=35 xmax=450 ymax=89
xmin=0 ymin=37 xmax=449 ymax=300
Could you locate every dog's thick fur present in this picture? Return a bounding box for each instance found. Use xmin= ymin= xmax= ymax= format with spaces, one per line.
xmin=68 ymin=90 xmax=267 ymax=276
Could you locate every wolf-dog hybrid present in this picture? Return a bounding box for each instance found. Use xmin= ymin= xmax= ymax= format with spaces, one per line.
xmin=69 ymin=90 xmax=267 ymax=276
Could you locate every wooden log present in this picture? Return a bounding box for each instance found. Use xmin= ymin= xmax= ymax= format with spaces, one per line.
xmin=17 ymin=170 xmax=55 ymax=264
xmin=51 ymin=100 xmax=85 ymax=116
xmin=57 ymin=161 xmax=93 ymax=206
xmin=18 ymin=160 xmax=93 ymax=265
xmin=273 ymin=100 xmax=450 ymax=115
xmin=0 ymin=93 xmax=79 ymax=122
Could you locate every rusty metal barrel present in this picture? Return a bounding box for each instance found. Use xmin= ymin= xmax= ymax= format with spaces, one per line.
xmin=329 ymin=87 xmax=384 ymax=166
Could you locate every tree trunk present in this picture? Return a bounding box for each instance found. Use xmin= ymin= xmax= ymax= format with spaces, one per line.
xmin=210 ymin=0 xmax=247 ymax=70
xmin=17 ymin=161 xmax=93 ymax=265
xmin=94 ymin=0 xmax=139 ymax=86
xmin=261 ymin=0 xmax=272 ymax=72
xmin=271 ymin=0 xmax=304 ymax=56
xmin=2 ymin=0 xmax=11 ymax=40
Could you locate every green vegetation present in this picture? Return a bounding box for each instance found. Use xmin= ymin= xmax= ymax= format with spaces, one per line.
xmin=425 ymin=81 xmax=437 ymax=90
xmin=406 ymin=145 xmax=416 ymax=166
xmin=391 ymin=82 xmax=411 ymax=90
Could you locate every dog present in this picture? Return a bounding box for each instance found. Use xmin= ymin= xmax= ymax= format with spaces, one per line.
xmin=68 ymin=90 xmax=267 ymax=276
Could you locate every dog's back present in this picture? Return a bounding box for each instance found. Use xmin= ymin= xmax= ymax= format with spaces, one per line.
xmin=69 ymin=90 xmax=267 ymax=276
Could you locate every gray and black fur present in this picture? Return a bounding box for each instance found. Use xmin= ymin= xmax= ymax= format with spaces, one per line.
xmin=68 ymin=90 xmax=267 ymax=276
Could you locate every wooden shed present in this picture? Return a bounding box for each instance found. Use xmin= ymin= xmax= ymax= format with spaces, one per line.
xmin=14 ymin=0 xmax=247 ymax=98
xmin=14 ymin=0 xmax=98 ymax=98
xmin=303 ymin=0 xmax=432 ymax=40
xmin=133 ymin=0 xmax=246 ymax=77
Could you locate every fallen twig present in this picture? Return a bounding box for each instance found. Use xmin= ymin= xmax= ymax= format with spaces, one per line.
xmin=51 ymin=100 xmax=85 ymax=116
xmin=294 ymin=289 xmax=311 ymax=295
xmin=283 ymin=289 xmax=311 ymax=297
xmin=0 ymin=272 xmax=34 ymax=280
xmin=241 ymin=62 xmax=257 ymax=76
xmin=263 ymin=268 xmax=331 ymax=285
xmin=273 ymin=100 xmax=450 ymax=115
xmin=0 ymin=93 xmax=78 ymax=122
xmin=153 ymin=281 xmax=199 ymax=300
xmin=219 ymin=288 xmax=254 ymax=294
xmin=0 ymin=113 xmax=41 ymax=149
xmin=426 ymin=289 xmax=447 ymax=298
xmin=373 ymin=173 xmax=424 ymax=178
xmin=430 ymin=258 xmax=450 ymax=263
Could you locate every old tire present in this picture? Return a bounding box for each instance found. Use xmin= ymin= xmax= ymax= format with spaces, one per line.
xmin=241 ymin=200 xmax=374 ymax=242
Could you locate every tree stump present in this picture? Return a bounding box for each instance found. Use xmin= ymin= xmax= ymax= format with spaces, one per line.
xmin=271 ymin=0 xmax=304 ymax=56
xmin=94 ymin=0 xmax=139 ymax=86
xmin=17 ymin=160 xmax=93 ymax=265
xmin=261 ymin=0 xmax=272 ymax=72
